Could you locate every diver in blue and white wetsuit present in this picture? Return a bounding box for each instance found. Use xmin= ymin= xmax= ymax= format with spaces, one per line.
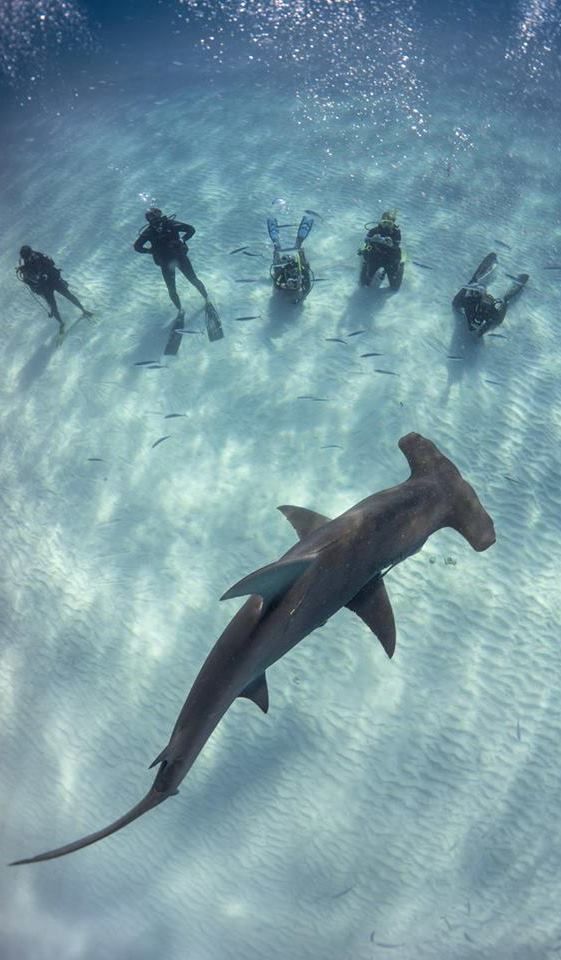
xmin=267 ymin=214 xmax=314 ymax=303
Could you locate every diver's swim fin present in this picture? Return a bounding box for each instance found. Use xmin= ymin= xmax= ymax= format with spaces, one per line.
xmin=267 ymin=217 xmax=281 ymax=250
xmin=296 ymin=215 xmax=314 ymax=247
xmin=205 ymin=301 xmax=224 ymax=342
xmin=503 ymin=272 xmax=529 ymax=303
xmin=469 ymin=252 xmax=497 ymax=286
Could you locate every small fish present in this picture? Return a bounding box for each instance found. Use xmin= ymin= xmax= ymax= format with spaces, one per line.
xmin=447 ymin=355 xmax=464 ymax=360
xmin=375 ymin=369 xmax=399 ymax=376
xmin=235 ymin=278 xmax=258 ymax=283
xmin=278 ymin=223 xmax=298 ymax=228
xmin=233 ymin=315 xmax=260 ymax=322
xmin=242 ymin=250 xmax=263 ymax=258
xmin=464 ymin=933 xmax=475 ymax=944
xmin=504 ymin=273 xmax=520 ymax=282
xmin=331 ymin=884 xmax=355 ymax=900
xmin=87 ymin=457 xmax=104 ymax=462
xmin=516 ymin=720 xmax=521 ymax=741
xmin=147 ymin=364 xmax=166 ymax=369
xmin=134 ymin=360 xmax=159 ymax=366
xmin=321 ymin=444 xmax=342 ymax=449
xmin=151 ymin=436 xmax=171 ymax=449
xmin=361 ymin=352 xmax=383 ymax=357
xmin=305 ymin=208 xmax=323 ymax=219
xmin=411 ymin=260 xmax=433 ymax=269
xmin=504 ymin=474 xmax=520 ymax=484
xmin=229 ymin=246 xmax=249 ymax=255
xmin=313 ymin=278 xmax=329 ymax=282
xmin=494 ymin=239 xmax=511 ymax=250
xmin=297 ymin=395 xmax=330 ymax=401
xmin=347 ymin=330 xmax=365 ymax=336
xmin=484 ymin=379 xmax=501 ymax=385
xmin=176 ymin=329 xmax=200 ymax=335
xmin=488 ymin=333 xmax=508 ymax=339
xmin=164 ymin=414 xmax=185 ymax=419
xmin=325 ymin=337 xmax=346 ymax=344
xmin=544 ymin=265 xmax=561 ymax=270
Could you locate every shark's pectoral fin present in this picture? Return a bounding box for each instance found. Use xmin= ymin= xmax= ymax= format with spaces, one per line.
xmin=220 ymin=559 xmax=313 ymax=604
xmin=238 ymin=673 xmax=269 ymax=713
xmin=278 ymin=504 xmax=331 ymax=539
xmin=346 ymin=577 xmax=396 ymax=659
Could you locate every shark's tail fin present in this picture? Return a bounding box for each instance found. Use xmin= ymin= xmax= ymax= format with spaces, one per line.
xmin=398 ymin=433 xmax=496 ymax=552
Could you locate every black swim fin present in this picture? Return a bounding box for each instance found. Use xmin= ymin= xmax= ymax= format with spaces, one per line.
xmin=503 ymin=272 xmax=529 ymax=303
xmin=469 ymin=252 xmax=497 ymax=286
xmin=205 ymin=301 xmax=224 ymax=342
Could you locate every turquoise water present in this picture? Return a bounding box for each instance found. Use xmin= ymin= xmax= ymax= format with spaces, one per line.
xmin=2 ymin=2 xmax=561 ymax=957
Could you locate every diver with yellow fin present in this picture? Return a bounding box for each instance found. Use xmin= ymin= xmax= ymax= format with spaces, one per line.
xmin=452 ymin=252 xmax=529 ymax=336
xmin=358 ymin=210 xmax=404 ymax=290
xmin=268 ymin=214 xmax=314 ymax=303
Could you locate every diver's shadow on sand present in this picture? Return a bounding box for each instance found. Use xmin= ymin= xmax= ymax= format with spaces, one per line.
xmin=340 ymin=284 xmax=396 ymax=332
xmin=441 ymin=310 xmax=484 ymax=402
xmin=17 ymin=338 xmax=57 ymax=390
xmin=264 ymin=292 xmax=304 ymax=340
xmin=127 ymin=305 xmax=206 ymax=366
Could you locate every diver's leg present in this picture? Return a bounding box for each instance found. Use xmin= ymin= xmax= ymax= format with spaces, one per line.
xmin=177 ymin=254 xmax=208 ymax=301
xmin=43 ymin=288 xmax=64 ymax=331
xmin=387 ymin=258 xmax=404 ymax=290
xmin=161 ymin=263 xmax=182 ymax=312
xmin=54 ymin=279 xmax=92 ymax=317
xmin=452 ymin=289 xmax=467 ymax=310
xmin=360 ymin=257 xmax=374 ymax=286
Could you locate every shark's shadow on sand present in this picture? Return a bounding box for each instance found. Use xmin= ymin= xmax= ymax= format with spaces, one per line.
xmin=11 ymin=432 xmax=495 ymax=865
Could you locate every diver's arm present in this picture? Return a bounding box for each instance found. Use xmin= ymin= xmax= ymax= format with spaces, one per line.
xmin=134 ymin=230 xmax=153 ymax=254
xmin=175 ymin=222 xmax=196 ymax=241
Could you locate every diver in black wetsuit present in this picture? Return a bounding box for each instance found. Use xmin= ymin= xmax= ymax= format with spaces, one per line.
xmin=134 ymin=208 xmax=210 ymax=320
xmin=358 ymin=210 xmax=404 ymax=290
xmin=16 ymin=246 xmax=93 ymax=336
xmin=452 ymin=253 xmax=529 ymax=336
xmin=268 ymin=214 xmax=314 ymax=303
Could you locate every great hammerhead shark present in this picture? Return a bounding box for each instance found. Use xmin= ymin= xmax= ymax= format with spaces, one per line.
xmin=11 ymin=433 xmax=495 ymax=865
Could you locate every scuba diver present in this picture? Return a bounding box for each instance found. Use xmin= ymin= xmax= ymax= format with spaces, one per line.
xmin=452 ymin=252 xmax=529 ymax=336
xmin=358 ymin=210 xmax=404 ymax=290
xmin=16 ymin=246 xmax=93 ymax=338
xmin=134 ymin=208 xmax=221 ymax=339
xmin=267 ymin=214 xmax=314 ymax=303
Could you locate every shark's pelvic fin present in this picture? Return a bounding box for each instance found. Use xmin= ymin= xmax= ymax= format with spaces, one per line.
xmin=220 ymin=559 xmax=313 ymax=604
xmin=238 ymin=673 xmax=269 ymax=713
xmin=277 ymin=504 xmax=330 ymax=539
xmin=149 ymin=747 xmax=170 ymax=770
xmin=346 ymin=577 xmax=396 ymax=658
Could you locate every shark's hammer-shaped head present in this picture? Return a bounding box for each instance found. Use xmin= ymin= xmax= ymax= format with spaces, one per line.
xmin=398 ymin=433 xmax=496 ymax=552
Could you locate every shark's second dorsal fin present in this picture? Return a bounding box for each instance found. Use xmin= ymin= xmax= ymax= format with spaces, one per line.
xmin=346 ymin=577 xmax=396 ymax=658
xmin=238 ymin=673 xmax=269 ymax=713
xmin=220 ymin=558 xmax=313 ymax=604
xmin=278 ymin=504 xmax=331 ymax=539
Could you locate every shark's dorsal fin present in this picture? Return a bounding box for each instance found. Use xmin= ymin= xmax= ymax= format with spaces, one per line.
xmin=278 ymin=504 xmax=330 ymax=539
xmin=346 ymin=577 xmax=396 ymax=658
xmin=238 ymin=673 xmax=269 ymax=713
xmin=220 ymin=559 xmax=313 ymax=603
